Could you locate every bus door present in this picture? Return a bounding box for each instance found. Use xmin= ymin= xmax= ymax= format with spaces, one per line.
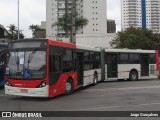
xmin=49 ymin=46 xmax=63 ymax=86
xmin=49 ymin=55 xmax=63 ymax=86
xmin=140 ymin=54 xmax=149 ymax=76
xmin=107 ymin=54 xmax=118 ymax=78
xmin=77 ymin=52 xmax=84 ymax=86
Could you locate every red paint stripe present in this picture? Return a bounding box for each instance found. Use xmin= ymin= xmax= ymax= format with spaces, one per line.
xmin=48 ymin=39 xmax=76 ymax=49
xmin=105 ymin=70 xmax=157 ymax=74
xmin=84 ymin=75 xmax=94 ymax=78
xmin=84 ymin=73 xmax=101 ymax=78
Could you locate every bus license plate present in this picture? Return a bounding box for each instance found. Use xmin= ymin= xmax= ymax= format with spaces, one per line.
xmin=21 ymin=89 xmax=28 ymax=93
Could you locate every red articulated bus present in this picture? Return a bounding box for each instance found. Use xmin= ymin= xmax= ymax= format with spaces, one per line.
xmin=5 ymin=39 xmax=158 ymax=98
xmin=5 ymin=39 xmax=102 ymax=97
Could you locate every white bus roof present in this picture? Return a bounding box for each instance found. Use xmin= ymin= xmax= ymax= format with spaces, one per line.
xmin=76 ymin=44 xmax=101 ymax=52
xmin=105 ymin=49 xmax=155 ymax=53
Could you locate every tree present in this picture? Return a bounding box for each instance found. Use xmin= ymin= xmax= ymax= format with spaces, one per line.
xmin=8 ymin=24 xmax=16 ymax=36
xmin=110 ymin=27 xmax=159 ymax=50
xmin=52 ymin=12 xmax=88 ymax=38
xmin=8 ymin=24 xmax=24 ymax=40
xmin=8 ymin=24 xmax=16 ymax=40
xmin=29 ymin=24 xmax=40 ymax=38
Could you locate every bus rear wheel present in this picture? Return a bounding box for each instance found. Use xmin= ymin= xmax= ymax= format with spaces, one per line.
xmin=65 ymin=79 xmax=74 ymax=95
xmin=129 ymin=70 xmax=138 ymax=81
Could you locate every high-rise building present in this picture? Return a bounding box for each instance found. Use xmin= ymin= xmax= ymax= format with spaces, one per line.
xmin=121 ymin=0 xmax=160 ymax=33
xmin=107 ymin=19 xmax=116 ymax=33
xmin=46 ymin=0 xmax=107 ymax=39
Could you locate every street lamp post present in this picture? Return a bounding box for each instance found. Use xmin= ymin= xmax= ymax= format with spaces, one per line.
xmin=18 ymin=0 xmax=20 ymax=40
xmin=65 ymin=0 xmax=69 ymax=38
xmin=70 ymin=0 xmax=76 ymax=43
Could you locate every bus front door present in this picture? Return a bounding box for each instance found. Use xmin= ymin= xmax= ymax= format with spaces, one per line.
xmin=107 ymin=54 xmax=118 ymax=78
xmin=77 ymin=52 xmax=84 ymax=86
xmin=141 ymin=54 xmax=149 ymax=76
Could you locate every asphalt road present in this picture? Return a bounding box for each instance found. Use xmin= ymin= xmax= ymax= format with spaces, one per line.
xmin=1 ymin=79 xmax=160 ymax=120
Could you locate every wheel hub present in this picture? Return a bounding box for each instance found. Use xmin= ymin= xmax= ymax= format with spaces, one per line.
xmin=66 ymin=83 xmax=71 ymax=91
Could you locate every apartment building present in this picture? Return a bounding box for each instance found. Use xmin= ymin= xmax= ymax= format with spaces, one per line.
xmin=46 ymin=0 xmax=107 ymax=39
xmin=121 ymin=0 xmax=160 ymax=33
xmin=107 ymin=19 xmax=116 ymax=33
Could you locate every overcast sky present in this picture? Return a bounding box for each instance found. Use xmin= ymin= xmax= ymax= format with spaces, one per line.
xmin=0 ymin=0 xmax=121 ymax=38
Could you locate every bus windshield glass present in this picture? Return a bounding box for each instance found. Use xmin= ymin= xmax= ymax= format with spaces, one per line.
xmin=6 ymin=49 xmax=46 ymax=79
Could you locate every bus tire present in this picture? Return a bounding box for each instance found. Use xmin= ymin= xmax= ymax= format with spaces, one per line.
xmin=129 ymin=70 xmax=138 ymax=81
xmin=65 ymin=79 xmax=74 ymax=95
xmin=93 ymin=73 xmax=98 ymax=86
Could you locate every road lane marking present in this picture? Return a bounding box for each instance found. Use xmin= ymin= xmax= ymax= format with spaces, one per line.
xmin=83 ymin=85 xmax=160 ymax=92
xmin=70 ymin=102 xmax=160 ymax=111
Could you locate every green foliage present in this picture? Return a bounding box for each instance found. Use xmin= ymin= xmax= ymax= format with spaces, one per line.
xmin=75 ymin=17 xmax=88 ymax=31
xmin=0 ymin=39 xmax=11 ymax=43
xmin=29 ymin=24 xmax=40 ymax=38
xmin=8 ymin=24 xmax=24 ymax=40
xmin=110 ymin=27 xmax=159 ymax=50
xmin=52 ymin=12 xmax=88 ymax=37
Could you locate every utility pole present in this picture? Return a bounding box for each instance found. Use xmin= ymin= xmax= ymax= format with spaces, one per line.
xmin=18 ymin=0 xmax=20 ymax=40
xmin=65 ymin=0 xmax=69 ymax=38
xmin=70 ymin=0 xmax=76 ymax=43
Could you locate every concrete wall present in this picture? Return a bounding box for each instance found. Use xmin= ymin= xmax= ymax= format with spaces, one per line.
xmin=53 ymin=33 xmax=116 ymax=48
xmin=76 ymin=33 xmax=116 ymax=48
xmin=40 ymin=21 xmax=46 ymax=30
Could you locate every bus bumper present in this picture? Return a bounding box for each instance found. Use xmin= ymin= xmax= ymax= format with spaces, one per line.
xmin=5 ymin=85 xmax=49 ymax=97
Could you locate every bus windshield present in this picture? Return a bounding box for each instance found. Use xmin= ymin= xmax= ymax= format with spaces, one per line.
xmin=6 ymin=49 xmax=46 ymax=79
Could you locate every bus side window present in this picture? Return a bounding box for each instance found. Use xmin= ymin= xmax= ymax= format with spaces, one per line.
xmin=63 ymin=49 xmax=74 ymax=72
xmin=119 ymin=53 xmax=129 ymax=64
xmin=90 ymin=52 xmax=100 ymax=69
xmin=49 ymin=55 xmax=54 ymax=72
xmin=149 ymin=54 xmax=156 ymax=64
xmin=50 ymin=55 xmax=61 ymax=73
xmin=84 ymin=51 xmax=90 ymax=71
xmin=130 ymin=54 xmax=139 ymax=64
xmin=54 ymin=56 xmax=62 ymax=72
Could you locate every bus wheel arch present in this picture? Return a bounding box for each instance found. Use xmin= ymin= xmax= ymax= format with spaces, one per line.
xmin=65 ymin=77 xmax=74 ymax=95
xmin=93 ymin=71 xmax=98 ymax=86
xmin=129 ymin=69 xmax=138 ymax=81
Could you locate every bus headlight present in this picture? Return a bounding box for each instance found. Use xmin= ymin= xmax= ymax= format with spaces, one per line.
xmin=37 ymin=81 xmax=46 ymax=88
xmin=5 ymin=81 xmax=11 ymax=86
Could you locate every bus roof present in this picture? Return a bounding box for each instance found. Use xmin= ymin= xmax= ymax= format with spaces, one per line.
xmin=8 ymin=39 xmax=154 ymax=53
xmin=76 ymin=44 xmax=101 ymax=52
xmin=105 ymin=48 xmax=155 ymax=53
xmin=10 ymin=39 xmax=100 ymax=51
xmin=48 ymin=39 xmax=76 ymax=49
xmin=48 ymin=39 xmax=100 ymax=51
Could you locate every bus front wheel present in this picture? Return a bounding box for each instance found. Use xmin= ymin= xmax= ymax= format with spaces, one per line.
xmin=129 ymin=70 xmax=138 ymax=81
xmin=65 ymin=79 xmax=74 ymax=95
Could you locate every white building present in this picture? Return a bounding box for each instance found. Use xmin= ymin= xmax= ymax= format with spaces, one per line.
xmin=121 ymin=0 xmax=160 ymax=33
xmin=46 ymin=0 xmax=107 ymax=39
xmin=40 ymin=21 xmax=46 ymax=30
